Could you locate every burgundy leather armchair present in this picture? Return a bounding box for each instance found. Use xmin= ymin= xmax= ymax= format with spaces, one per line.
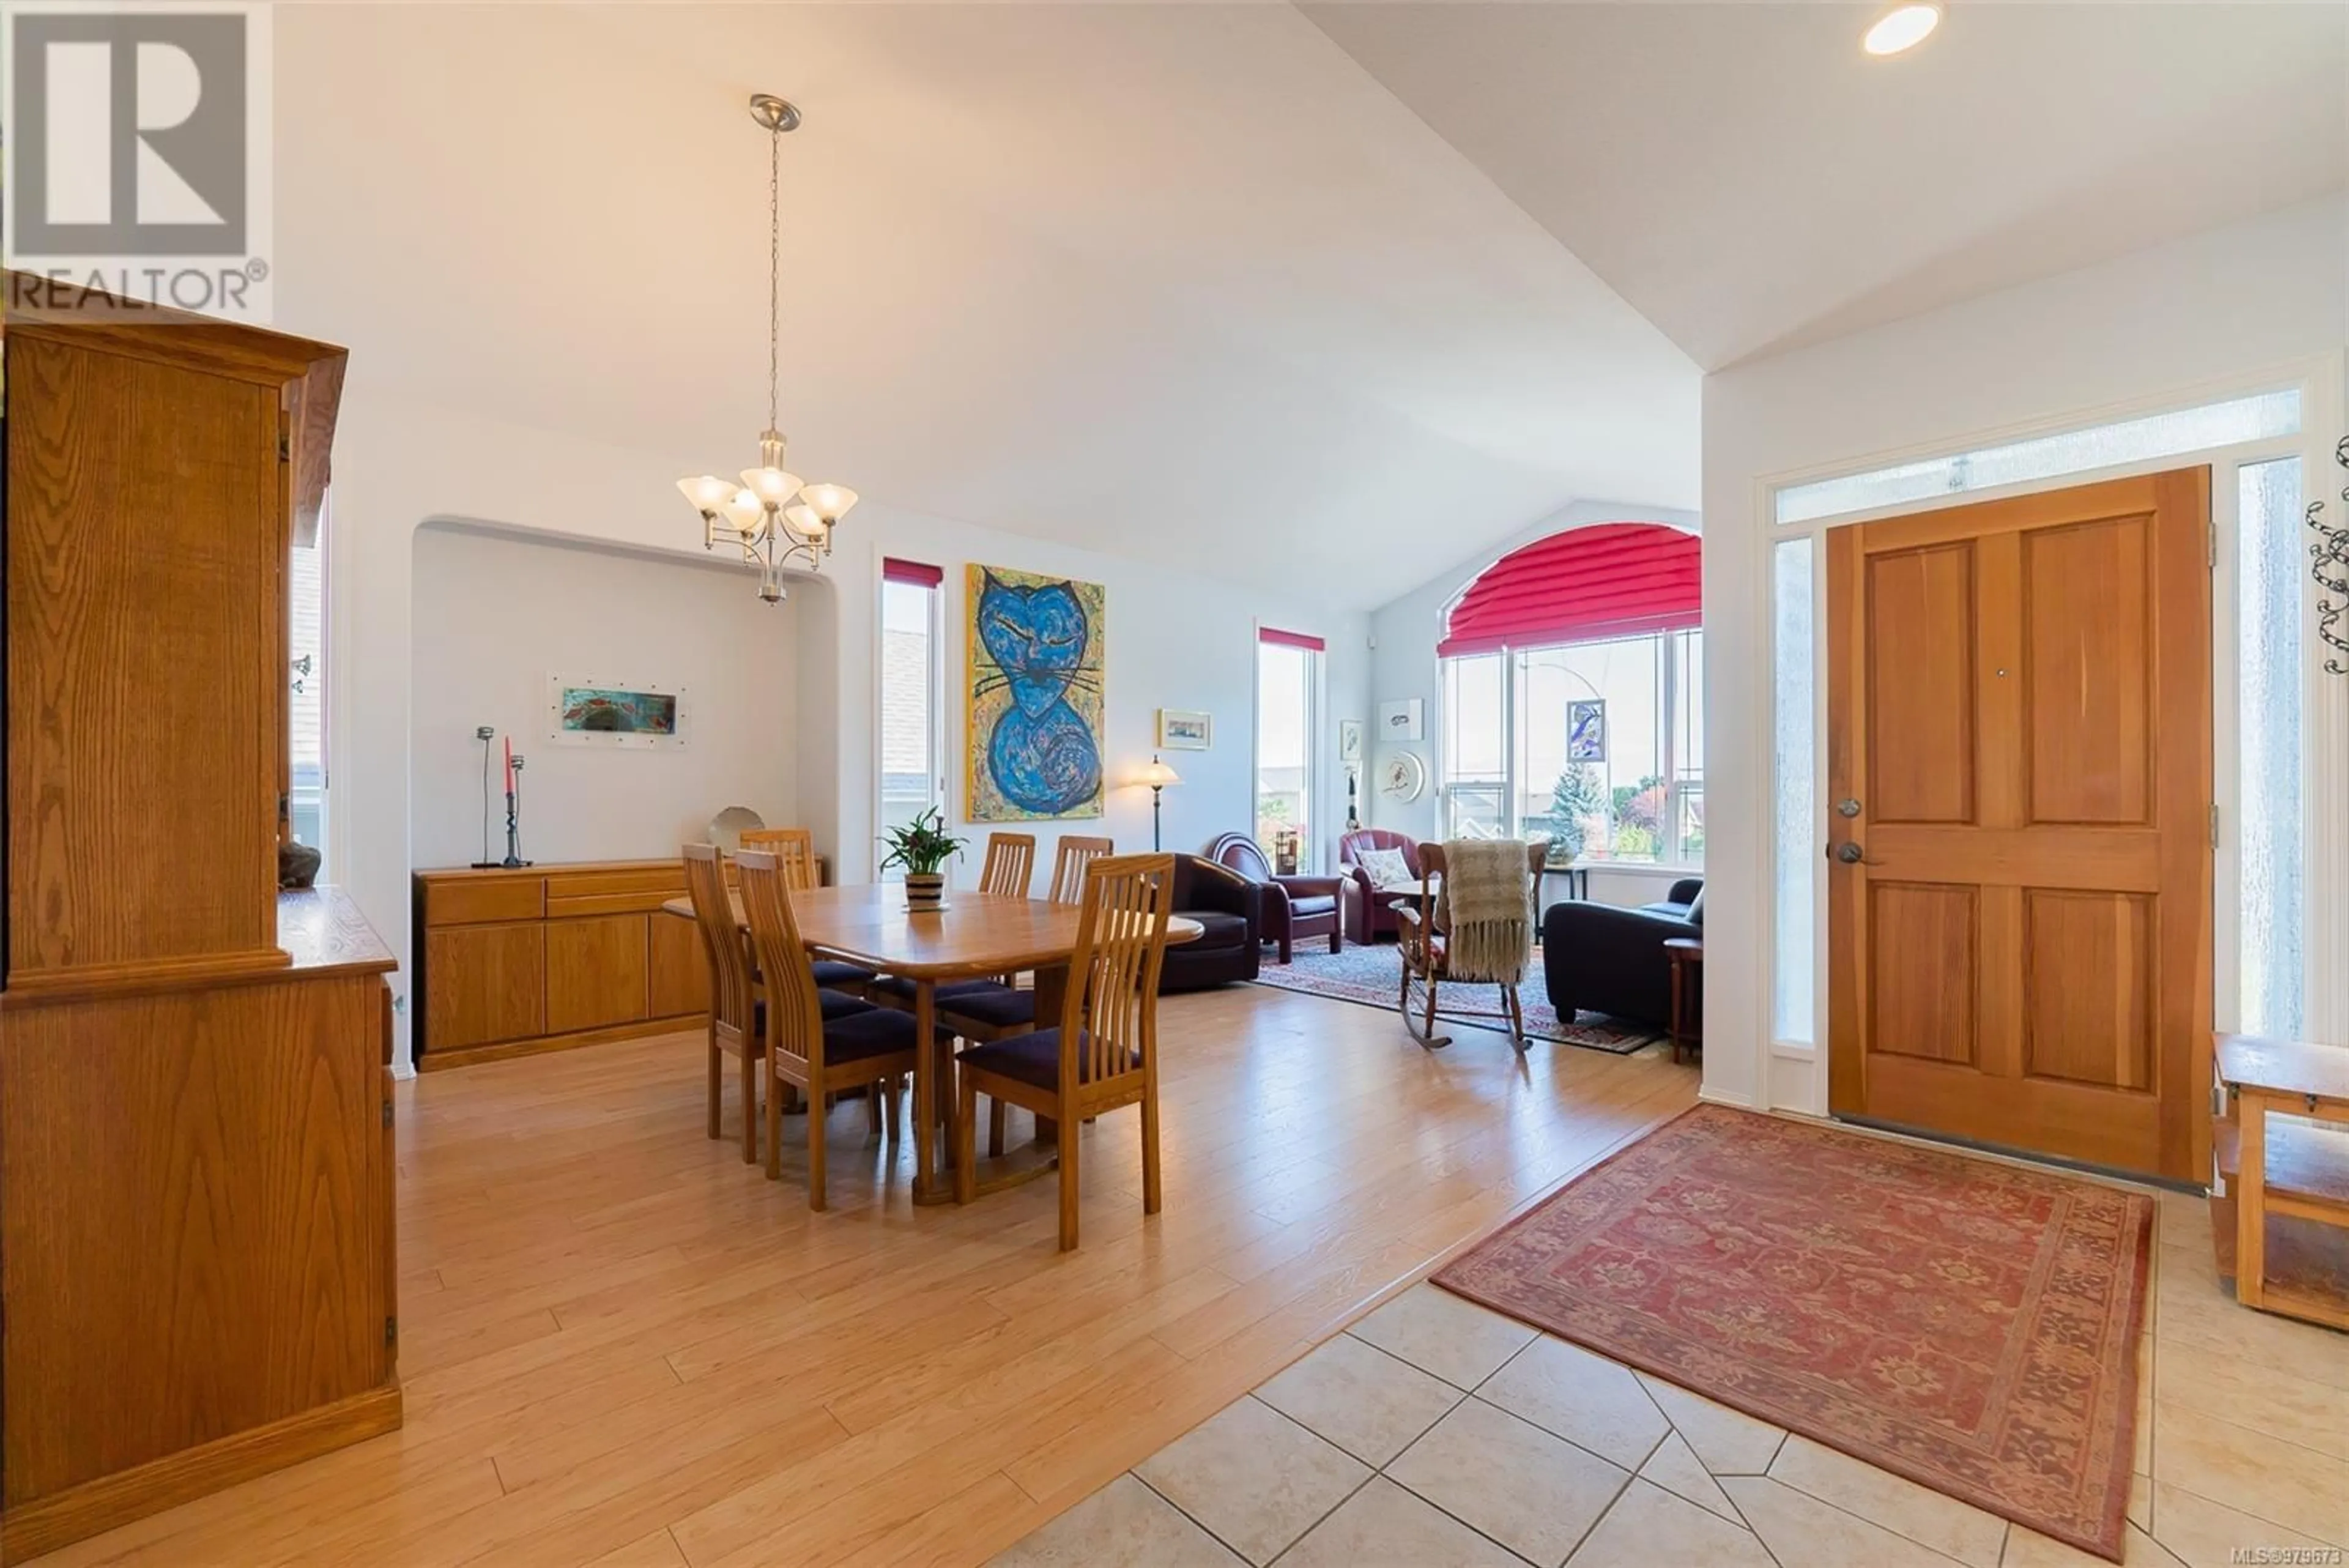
xmin=1338 ymin=828 xmax=1425 ymax=944
xmin=1206 ymin=833 xmax=1343 ymax=964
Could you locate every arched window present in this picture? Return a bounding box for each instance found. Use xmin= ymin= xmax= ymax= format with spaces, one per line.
xmin=1438 ymin=523 xmax=1704 ymax=866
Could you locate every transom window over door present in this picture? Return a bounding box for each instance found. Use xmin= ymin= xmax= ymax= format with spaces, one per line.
xmin=1438 ymin=524 xmax=1702 ymax=866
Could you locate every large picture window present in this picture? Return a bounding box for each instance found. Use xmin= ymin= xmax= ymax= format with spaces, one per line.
xmin=1438 ymin=524 xmax=1702 ymax=868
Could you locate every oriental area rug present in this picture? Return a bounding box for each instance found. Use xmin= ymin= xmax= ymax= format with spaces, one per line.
xmin=1436 ymin=1105 xmax=2152 ymax=1561
xmin=1250 ymin=942 xmax=1660 ymax=1054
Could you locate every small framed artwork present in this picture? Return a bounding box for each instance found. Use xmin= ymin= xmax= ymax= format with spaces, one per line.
xmin=1379 ymin=698 xmax=1423 ymax=743
xmin=546 ymin=674 xmax=691 ymax=749
xmin=1157 ymin=708 xmax=1213 ymax=750
xmin=1567 ymin=699 xmax=1608 ymax=762
xmin=1338 ymin=719 xmax=1364 ymax=764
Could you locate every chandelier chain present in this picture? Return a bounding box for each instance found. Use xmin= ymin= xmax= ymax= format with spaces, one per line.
xmin=766 ymin=124 xmax=781 ymax=433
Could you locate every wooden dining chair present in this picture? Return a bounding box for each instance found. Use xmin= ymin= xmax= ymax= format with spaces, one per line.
xmin=978 ymin=832 xmax=1037 ymax=898
xmin=738 ymin=827 xmax=819 ymax=890
xmin=683 ymin=842 xmax=762 ymax=1162
xmin=1395 ymin=839 xmax=1547 ymax=1051
xmin=738 ymin=851 xmax=922 ymax=1209
xmin=1047 ymin=835 xmax=1115 ymax=905
xmin=954 ymin=852 xmax=1175 ymax=1250
xmin=735 ymin=827 xmax=875 ymax=994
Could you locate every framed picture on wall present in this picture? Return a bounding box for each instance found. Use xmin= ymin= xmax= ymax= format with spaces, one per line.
xmin=1157 ymin=708 xmax=1212 ymax=750
xmin=1567 ymin=699 xmax=1607 ymax=762
xmin=546 ymin=674 xmax=691 ymax=749
xmin=1378 ymin=698 xmax=1423 ymax=743
xmin=1338 ymin=719 xmax=1364 ymax=763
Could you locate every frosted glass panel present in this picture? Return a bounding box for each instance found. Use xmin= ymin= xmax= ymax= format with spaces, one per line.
xmin=1773 ymin=537 xmax=1817 ymax=1044
xmin=1775 ymin=390 xmax=2301 ymax=525
xmin=2238 ymin=458 xmax=2304 ymax=1039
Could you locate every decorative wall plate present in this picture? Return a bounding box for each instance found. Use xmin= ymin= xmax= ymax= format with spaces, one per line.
xmin=707 ymin=805 xmax=765 ymax=852
xmin=1379 ymin=751 xmax=1427 ymax=802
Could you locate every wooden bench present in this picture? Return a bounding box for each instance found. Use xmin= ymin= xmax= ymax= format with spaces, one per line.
xmin=2213 ymin=1034 xmax=2349 ymax=1331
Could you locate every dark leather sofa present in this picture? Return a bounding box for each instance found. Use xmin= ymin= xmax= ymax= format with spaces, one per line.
xmin=1540 ymin=877 xmax=1702 ymax=1030
xmin=1157 ymin=853 xmax=1263 ymax=992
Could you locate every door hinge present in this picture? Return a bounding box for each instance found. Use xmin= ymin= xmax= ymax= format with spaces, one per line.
xmin=2210 ymin=803 xmax=2221 ymax=848
xmin=385 ymin=1315 xmax=398 ymax=1347
xmin=278 ymin=429 xmax=292 ymax=463
xmin=2208 ymin=522 xmax=2218 ymax=568
xmin=381 ymin=1099 xmax=395 ymax=1129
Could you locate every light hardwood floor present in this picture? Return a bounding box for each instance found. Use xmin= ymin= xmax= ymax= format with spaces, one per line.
xmin=39 ymin=983 xmax=1698 ymax=1568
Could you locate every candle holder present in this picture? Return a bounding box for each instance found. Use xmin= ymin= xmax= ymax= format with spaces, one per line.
xmin=470 ymin=726 xmax=503 ymax=868
xmin=502 ymin=755 xmax=532 ymax=868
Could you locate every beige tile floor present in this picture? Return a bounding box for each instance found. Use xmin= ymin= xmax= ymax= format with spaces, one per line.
xmin=995 ymin=1186 xmax=2349 ymax=1568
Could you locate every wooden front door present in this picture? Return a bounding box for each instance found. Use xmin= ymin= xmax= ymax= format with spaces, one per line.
xmin=1826 ymin=468 xmax=2212 ymax=1181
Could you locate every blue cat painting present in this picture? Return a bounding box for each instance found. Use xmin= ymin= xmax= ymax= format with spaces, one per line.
xmin=967 ymin=566 xmax=1105 ymax=820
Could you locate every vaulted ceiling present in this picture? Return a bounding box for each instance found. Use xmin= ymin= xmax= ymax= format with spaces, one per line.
xmin=270 ymin=4 xmax=2344 ymax=608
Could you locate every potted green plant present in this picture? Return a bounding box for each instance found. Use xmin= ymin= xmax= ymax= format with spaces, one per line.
xmin=880 ymin=807 xmax=967 ymax=912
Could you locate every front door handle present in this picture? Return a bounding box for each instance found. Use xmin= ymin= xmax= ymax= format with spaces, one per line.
xmin=1835 ymin=842 xmax=1866 ymax=865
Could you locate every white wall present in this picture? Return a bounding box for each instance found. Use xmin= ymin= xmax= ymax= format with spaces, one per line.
xmin=320 ymin=392 xmax=1367 ymax=1070
xmin=1365 ymin=500 xmax=1702 ymax=908
xmin=833 ymin=519 xmax=1371 ymax=891
xmin=1702 ymin=195 xmax=2349 ymax=1118
xmin=409 ymin=525 xmax=803 ymax=869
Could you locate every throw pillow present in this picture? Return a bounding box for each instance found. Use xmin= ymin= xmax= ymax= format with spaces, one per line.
xmin=1687 ymin=883 xmax=1706 ymax=926
xmin=1355 ymin=847 xmax=1416 ymax=890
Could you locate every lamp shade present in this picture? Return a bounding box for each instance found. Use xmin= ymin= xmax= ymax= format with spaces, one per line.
xmin=677 ymin=474 xmax=735 ymax=514
xmin=1135 ymin=757 xmax=1182 ymax=789
xmin=782 ymin=502 xmax=831 ymax=541
xmin=740 ymin=464 xmax=805 ymax=508
xmin=720 ymin=488 xmax=765 ymax=535
xmin=798 ymin=481 xmax=859 ymax=524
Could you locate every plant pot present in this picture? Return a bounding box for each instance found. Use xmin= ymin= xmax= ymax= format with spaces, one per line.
xmin=904 ymin=872 xmax=946 ymax=912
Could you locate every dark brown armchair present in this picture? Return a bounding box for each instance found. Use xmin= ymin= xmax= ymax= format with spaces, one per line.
xmin=1206 ymin=833 xmax=1343 ymax=964
xmin=1338 ymin=828 xmax=1426 ymax=944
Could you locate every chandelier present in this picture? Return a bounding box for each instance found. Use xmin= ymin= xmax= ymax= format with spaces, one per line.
xmin=676 ymin=94 xmax=856 ymax=604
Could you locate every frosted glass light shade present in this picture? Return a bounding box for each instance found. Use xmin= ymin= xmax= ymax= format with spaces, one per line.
xmin=1135 ymin=757 xmax=1182 ymax=788
xmin=721 ymin=488 xmax=765 ymax=535
xmin=1863 ymin=3 xmax=1939 ymax=54
xmin=740 ymin=465 xmax=804 ymax=507
xmin=798 ymin=482 xmax=859 ymax=524
xmin=677 ymin=474 xmax=734 ymax=514
xmin=782 ymin=502 xmax=829 ymax=540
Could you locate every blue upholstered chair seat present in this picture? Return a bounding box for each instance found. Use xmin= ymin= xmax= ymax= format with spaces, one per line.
xmin=937 ymin=984 xmax=1037 ymax=1031
xmin=957 ymin=1027 xmax=1138 ymax=1091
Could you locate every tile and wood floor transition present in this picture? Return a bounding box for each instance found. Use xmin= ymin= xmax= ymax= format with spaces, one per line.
xmin=998 ymin=1167 xmax=2349 ymax=1568
xmin=37 ymin=983 xmax=1699 ymax=1568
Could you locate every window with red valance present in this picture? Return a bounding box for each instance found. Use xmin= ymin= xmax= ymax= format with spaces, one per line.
xmin=1438 ymin=522 xmax=1704 ymax=868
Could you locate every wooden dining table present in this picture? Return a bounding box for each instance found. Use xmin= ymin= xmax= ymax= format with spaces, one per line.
xmin=660 ymin=883 xmax=1199 ymax=1204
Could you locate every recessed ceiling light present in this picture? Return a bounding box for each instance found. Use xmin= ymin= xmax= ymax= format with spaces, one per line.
xmin=1863 ymin=2 xmax=1942 ymax=56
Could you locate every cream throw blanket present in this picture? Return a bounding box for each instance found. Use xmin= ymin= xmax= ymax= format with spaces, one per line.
xmin=1436 ymin=839 xmax=1534 ymax=987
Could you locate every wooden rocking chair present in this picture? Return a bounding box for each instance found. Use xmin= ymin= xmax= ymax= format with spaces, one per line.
xmin=1395 ymin=840 xmax=1547 ymax=1051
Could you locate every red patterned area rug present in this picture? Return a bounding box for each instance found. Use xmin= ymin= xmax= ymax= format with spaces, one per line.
xmin=1436 ymin=1105 xmax=2152 ymax=1562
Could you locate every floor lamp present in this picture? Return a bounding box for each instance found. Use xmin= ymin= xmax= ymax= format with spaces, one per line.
xmin=1136 ymin=756 xmax=1182 ymax=852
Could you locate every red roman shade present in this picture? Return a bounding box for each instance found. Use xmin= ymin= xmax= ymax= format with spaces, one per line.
xmin=1259 ymin=627 xmax=1325 ymax=652
xmin=883 ymin=557 xmax=943 ymax=588
xmin=1439 ymin=522 xmax=1699 ymax=658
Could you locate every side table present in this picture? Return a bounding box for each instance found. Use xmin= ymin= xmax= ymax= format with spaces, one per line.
xmin=1664 ymin=937 xmax=1704 ymax=1065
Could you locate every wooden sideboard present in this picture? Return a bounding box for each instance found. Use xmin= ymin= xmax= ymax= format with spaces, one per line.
xmin=2 ymin=283 xmax=399 ymax=1559
xmin=413 ymin=859 xmax=745 ymax=1070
